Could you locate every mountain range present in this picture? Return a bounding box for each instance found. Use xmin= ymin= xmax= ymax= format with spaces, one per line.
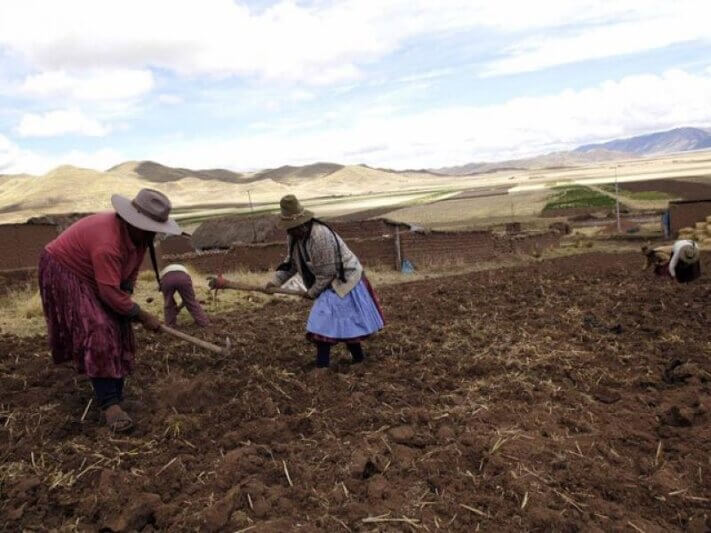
xmin=1 ymin=126 xmax=711 ymax=223
xmin=575 ymin=127 xmax=711 ymax=155
xmin=434 ymin=127 xmax=711 ymax=176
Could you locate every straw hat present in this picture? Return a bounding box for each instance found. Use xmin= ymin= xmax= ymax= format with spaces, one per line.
xmin=111 ymin=189 xmax=182 ymax=235
xmin=276 ymin=195 xmax=314 ymax=230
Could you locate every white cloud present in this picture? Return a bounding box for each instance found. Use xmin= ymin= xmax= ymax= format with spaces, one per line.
xmin=17 ymin=109 xmax=110 ymax=137
xmin=19 ymin=69 xmax=154 ymax=101
xmin=148 ymin=68 xmax=711 ymax=169
xmin=58 ymin=148 xmax=124 ymax=171
xmin=158 ymin=94 xmax=183 ymax=105
xmin=0 ymin=134 xmax=20 ymax=172
xmin=1 ymin=0 xmax=704 ymax=84
xmin=0 ymin=137 xmax=123 ymax=174
xmin=4 ymin=68 xmax=711 ymax=173
xmin=290 ymin=90 xmax=315 ymax=102
xmin=483 ymin=1 xmax=711 ymax=76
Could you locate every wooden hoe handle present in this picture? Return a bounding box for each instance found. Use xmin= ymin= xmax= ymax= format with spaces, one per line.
xmin=159 ymin=324 xmax=228 ymax=355
xmin=219 ymin=279 xmax=307 ymax=297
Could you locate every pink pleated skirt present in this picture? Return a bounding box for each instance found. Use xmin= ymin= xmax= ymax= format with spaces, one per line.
xmin=38 ymin=251 xmax=135 ymax=378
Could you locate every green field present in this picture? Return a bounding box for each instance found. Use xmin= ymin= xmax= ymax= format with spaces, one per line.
xmin=543 ymin=185 xmax=616 ymax=211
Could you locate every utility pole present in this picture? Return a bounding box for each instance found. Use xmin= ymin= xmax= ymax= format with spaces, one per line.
xmin=615 ymin=165 xmax=621 ymax=233
xmin=247 ymin=190 xmax=257 ymax=242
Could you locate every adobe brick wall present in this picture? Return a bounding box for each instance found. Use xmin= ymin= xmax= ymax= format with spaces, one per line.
xmin=669 ymin=200 xmax=711 ymax=236
xmin=158 ymin=235 xmax=194 ymax=256
xmin=261 ymin=219 xmax=405 ymax=243
xmin=0 ymin=221 xmax=562 ymax=283
xmin=348 ymin=237 xmax=397 ymax=268
xmin=399 ymin=230 xmax=560 ymax=267
xmin=400 ymin=231 xmax=500 ymax=267
xmin=0 ymin=224 xmax=59 ymax=271
xmin=164 ymin=236 xmax=397 ymax=274
xmin=158 ymin=230 xmax=561 ymax=273
xmin=0 ymin=221 xmax=161 ymax=274
xmin=329 ymin=220 xmax=405 ymax=240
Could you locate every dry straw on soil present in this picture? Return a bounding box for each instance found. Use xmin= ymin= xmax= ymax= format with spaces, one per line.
xmin=2 ymin=251 xmax=710 ymax=531
xmin=0 ymin=284 xmax=44 ymax=336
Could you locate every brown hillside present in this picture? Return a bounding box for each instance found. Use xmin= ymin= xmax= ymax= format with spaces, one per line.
xmin=253 ymin=162 xmax=344 ymax=183
xmin=108 ymin=161 xmax=244 ymax=184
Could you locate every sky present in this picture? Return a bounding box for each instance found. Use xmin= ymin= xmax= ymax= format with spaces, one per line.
xmin=1 ymin=0 xmax=711 ymax=174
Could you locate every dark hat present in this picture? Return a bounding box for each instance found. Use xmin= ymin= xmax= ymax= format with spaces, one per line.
xmin=276 ymin=194 xmax=314 ymax=230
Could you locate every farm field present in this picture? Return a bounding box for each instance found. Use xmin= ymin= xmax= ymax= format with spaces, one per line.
xmin=543 ymin=185 xmax=616 ymax=212
xmin=382 ymin=189 xmax=554 ymax=230
xmin=3 ymin=150 xmax=711 ymax=227
xmin=616 ymin=178 xmax=711 ymax=201
xmin=1 ymin=252 xmax=709 ymax=531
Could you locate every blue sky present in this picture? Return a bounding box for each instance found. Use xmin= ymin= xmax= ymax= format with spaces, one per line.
xmin=1 ymin=0 xmax=710 ymax=174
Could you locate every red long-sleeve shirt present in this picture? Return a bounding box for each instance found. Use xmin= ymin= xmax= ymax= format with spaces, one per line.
xmin=45 ymin=212 xmax=146 ymax=316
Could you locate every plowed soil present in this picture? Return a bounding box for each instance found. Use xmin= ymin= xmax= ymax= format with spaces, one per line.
xmin=1 ymin=252 xmax=710 ymax=532
xmin=619 ymin=178 xmax=711 ymax=200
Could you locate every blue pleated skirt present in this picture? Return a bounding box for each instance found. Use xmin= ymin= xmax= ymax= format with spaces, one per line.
xmin=306 ymin=278 xmax=384 ymax=343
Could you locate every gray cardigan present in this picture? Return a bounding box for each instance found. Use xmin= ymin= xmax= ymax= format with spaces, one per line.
xmin=272 ymin=223 xmax=363 ymax=298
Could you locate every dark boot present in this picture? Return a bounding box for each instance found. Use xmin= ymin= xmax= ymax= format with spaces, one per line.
xmin=347 ymin=342 xmax=364 ymax=364
xmin=316 ymin=342 xmax=331 ymax=368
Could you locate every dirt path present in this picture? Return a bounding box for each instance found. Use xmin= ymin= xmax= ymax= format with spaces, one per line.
xmin=1 ymin=252 xmax=710 ymax=531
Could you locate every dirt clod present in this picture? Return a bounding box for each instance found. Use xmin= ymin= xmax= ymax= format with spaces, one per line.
xmin=104 ymin=492 xmax=161 ymax=532
xmin=661 ymin=406 xmax=693 ymax=427
xmin=388 ymin=425 xmax=415 ymax=444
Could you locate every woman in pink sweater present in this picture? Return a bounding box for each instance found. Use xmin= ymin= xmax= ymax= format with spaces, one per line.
xmin=39 ymin=189 xmax=181 ymax=432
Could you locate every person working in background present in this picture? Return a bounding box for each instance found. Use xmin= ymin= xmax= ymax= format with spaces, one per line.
xmin=160 ymin=263 xmax=210 ymax=327
xmin=642 ymin=239 xmax=701 ymax=283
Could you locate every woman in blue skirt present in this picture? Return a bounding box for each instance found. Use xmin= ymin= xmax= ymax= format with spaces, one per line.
xmin=266 ymin=195 xmax=385 ymax=368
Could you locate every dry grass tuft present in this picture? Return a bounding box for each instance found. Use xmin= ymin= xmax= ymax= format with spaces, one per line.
xmin=0 ymin=284 xmax=46 ymax=337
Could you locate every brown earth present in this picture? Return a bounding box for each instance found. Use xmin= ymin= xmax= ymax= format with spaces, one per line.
xmin=619 ymin=178 xmax=711 ymax=200
xmin=1 ymin=252 xmax=710 ymax=531
xmin=541 ymin=207 xmax=627 ymax=218
xmin=441 ymin=187 xmax=510 ymax=201
xmin=600 ymin=219 xmax=641 ymax=234
xmin=252 ymin=163 xmax=345 ymax=183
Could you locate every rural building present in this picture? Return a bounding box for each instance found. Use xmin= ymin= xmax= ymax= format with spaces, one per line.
xmin=668 ymin=198 xmax=711 ymax=236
